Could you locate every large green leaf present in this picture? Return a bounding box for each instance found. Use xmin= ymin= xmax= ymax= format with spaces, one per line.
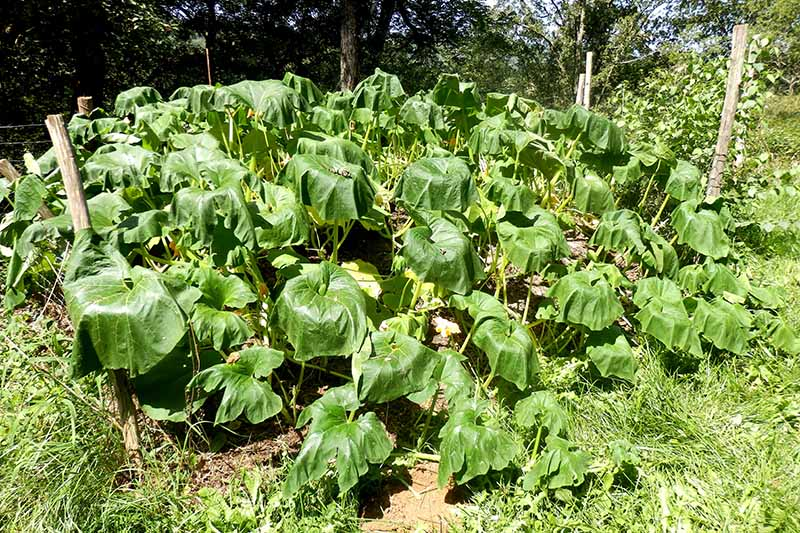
xmin=114 ymin=86 xmax=163 ymax=116
xmin=358 ymin=330 xmax=442 ymax=403
xmin=394 ymin=157 xmax=477 ymax=213
xmin=401 ymin=216 xmax=484 ymax=295
xmin=641 ymin=225 xmax=680 ymax=279
xmin=589 ymin=209 xmax=645 ymax=254
xmin=283 ymin=154 xmax=376 ymax=222
xmin=671 ymin=201 xmax=730 ymax=259
xmin=514 ymin=391 xmax=568 ymax=437
xmin=437 ymin=400 xmax=518 ymax=487
xmin=282 ymin=72 xmax=324 ymax=106
xmin=691 ymin=298 xmax=751 ymax=355
xmin=64 ymin=236 xmax=194 ymax=377
xmin=633 ymin=278 xmax=701 ymax=356
xmin=407 ymin=349 xmax=475 ymax=408
xmin=12 ymin=175 xmax=49 ymax=221
xmin=702 ymin=261 xmax=748 ymax=299
xmin=83 ymin=144 xmax=159 ymax=189
xmin=665 ymin=160 xmax=703 ymax=202
xmin=295 ymin=137 xmax=377 ymax=182
xmin=274 ymin=262 xmax=368 ymax=360
xmin=254 ymin=182 xmax=309 ymax=249
xmin=473 ymin=317 xmax=539 ymax=390
xmin=217 ymin=80 xmax=307 ymax=127
xmin=484 ymin=176 xmax=538 ymax=214
xmin=523 ymin=435 xmax=591 ymax=490
xmin=548 ymin=270 xmax=624 ymax=331
xmin=159 ymin=146 xmax=244 ymax=192
xmin=449 ymin=290 xmax=507 ymax=321
xmin=497 ymin=207 xmax=569 ymax=274
xmin=572 ymin=169 xmax=615 ymax=214
xmin=171 ymin=178 xmax=257 ymax=250
xmin=285 ymin=394 xmax=392 ymax=494
xmin=352 ymin=69 xmax=406 ymax=111
xmin=190 ymin=346 xmax=284 ymax=425
xmin=585 ymin=326 xmax=637 ymax=381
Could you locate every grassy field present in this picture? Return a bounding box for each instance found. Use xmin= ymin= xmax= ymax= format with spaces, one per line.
xmin=1 ymin=96 xmax=799 ymax=532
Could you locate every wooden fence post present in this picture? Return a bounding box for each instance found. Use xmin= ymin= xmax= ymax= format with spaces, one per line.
xmin=205 ymin=48 xmax=213 ymax=85
xmin=44 ymin=113 xmax=143 ymax=466
xmin=706 ymin=24 xmax=749 ymax=199
xmin=0 ymin=158 xmax=55 ymax=219
xmin=576 ymin=73 xmax=586 ymax=105
xmin=583 ymin=51 xmax=594 ymax=109
xmin=77 ymin=96 xmax=93 ymax=116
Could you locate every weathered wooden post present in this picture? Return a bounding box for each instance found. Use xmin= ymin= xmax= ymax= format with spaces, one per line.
xmin=77 ymin=96 xmax=93 ymax=116
xmin=706 ymin=24 xmax=749 ymax=199
xmin=576 ymin=73 xmax=586 ymax=105
xmin=44 ymin=113 xmax=143 ymax=465
xmin=205 ymin=48 xmax=213 ymax=85
xmin=583 ymin=51 xmax=594 ymax=109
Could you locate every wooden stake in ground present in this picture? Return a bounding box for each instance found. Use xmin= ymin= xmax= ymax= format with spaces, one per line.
xmin=706 ymin=24 xmax=749 ymax=199
xmin=0 ymin=158 xmax=55 ymax=219
xmin=205 ymin=48 xmax=213 ymax=85
xmin=576 ymin=73 xmax=586 ymax=105
xmin=583 ymin=51 xmax=594 ymax=109
xmin=44 ymin=113 xmax=143 ymax=465
xmin=77 ymin=96 xmax=92 ymax=116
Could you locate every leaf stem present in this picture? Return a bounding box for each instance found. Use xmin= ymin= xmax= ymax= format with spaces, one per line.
xmin=522 ymin=272 xmax=535 ymax=323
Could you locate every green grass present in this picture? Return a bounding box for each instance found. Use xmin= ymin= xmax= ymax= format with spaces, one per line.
xmin=1 ymin=96 xmax=799 ymax=532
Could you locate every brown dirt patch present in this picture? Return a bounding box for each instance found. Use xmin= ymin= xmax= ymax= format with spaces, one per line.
xmin=360 ymin=462 xmax=468 ymax=532
xmin=188 ymin=420 xmax=303 ymax=492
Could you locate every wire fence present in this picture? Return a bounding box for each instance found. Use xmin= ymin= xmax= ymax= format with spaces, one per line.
xmin=0 ymin=122 xmax=49 ymax=163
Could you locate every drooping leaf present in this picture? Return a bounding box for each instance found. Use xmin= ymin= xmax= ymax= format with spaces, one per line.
xmin=282 ymin=72 xmax=324 ymax=106
xmin=295 ymin=137 xmax=377 ymax=182
xmin=395 ymin=157 xmax=477 ymax=213
xmin=274 ymin=261 xmax=368 ymax=360
xmin=548 ymin=270 xmax=624 ymax=331
xmin=665 ymin=160 xmax=702 ymax=202
xmin=640 ymin=225 xmax=680 ymax=279
xmin=497 ymin=208 xmax=570 ymax=274
xmin=572 ymin=169 xmax=615 ymax=214
xmin=473 ymin=317 xmax=539 ymax=390
xmin=437 ymin=399 xmax=518 ymax=487
xmin=702 ymin=262 xmax=749 ymax=300
xmin=514 ymin=391 xmax=568 ymax=437
xmin=114 ymin=86 xmax=163 ymax=116
xmin=401 ymin=216 xmax=484 ymax=295
xmin=171 ymin=178 xmax=257 ymax=250
xmin=449 ymin=290 xmax=507 ymax=321
xmin=691 ymin=298 xmax=751 ymax=355
xmin=589 ymin=209 xmax=645 ymax=254
xmin=192 ymin=304 xmax=252 ymax=351
xmin=64 ymin=235 xmax=194 ymax=377
xmin=254 ymin=182 xmax=309 ymax=249
xmin=523 ymin=435 xmax=591 ymax=490
xmin=284 ymin=396 xmax=392 ymax=494
xmin=13 ymin=175 xmax=49 ymax=221
xmin=671 ymin=201 xmax=730 ymax=259
xmin=283 ymin=154 xmax=376 ymax=222
xmin=83 ymin=144 xmax=159 ymax=189
xmin=484 ymin=176 xmax=539 ymax=213
xmin=359 ymin=330 xmax=442 ymax=403
xmin=633 ymin=277 xmax=701 ymax=356
xmin=585 ymin=326 xmax=637 ymax=381
xmin=190 ymin=346 xmax=284 ymax=425
xmin=217 ymin=80 xmax=307 ymax=127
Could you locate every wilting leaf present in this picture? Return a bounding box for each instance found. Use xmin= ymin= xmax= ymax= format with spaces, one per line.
xmin=514 ymin=391 xmax=569 ymax=437
xmin=359 ymin=330 xmax=441 ymax=403
xmin=274 ymin=261 xmax=368 ymax=360
xmin=585 ymin=326 xmax=637 ymax=381
xmin=671 ymin=201 xmax=730 ymax=259
xmin=395 ymin=157 xmax=477 ymax=213
xmin=633 ymin=277 xmax=701 ymax=356
xmin=473 ymin=317 xmax=539 ymax=390
xmin=548 ymin=270 xmax=624 ymax=331
xmin=497 ymin=207 xmax=569 ymax=274
xmin=190 ymin=346 xmax=284 ymax=425
xmin=402 ymin=215 xmax=484 ymax=294
xmin=438 ymin=399 xmax=518 ymax=487
xmin=524 ymin=435 xmax=591 ymax=490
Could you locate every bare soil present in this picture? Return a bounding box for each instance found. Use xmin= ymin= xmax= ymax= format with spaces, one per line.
xmin=360 ymin=462 xmax=467 ymax=532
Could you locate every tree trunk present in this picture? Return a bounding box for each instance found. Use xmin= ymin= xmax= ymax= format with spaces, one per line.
xmin=72 ymin=0 xmax=107 ymax=109
xmin=340 ymin=0 xmax=359 ymax=91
